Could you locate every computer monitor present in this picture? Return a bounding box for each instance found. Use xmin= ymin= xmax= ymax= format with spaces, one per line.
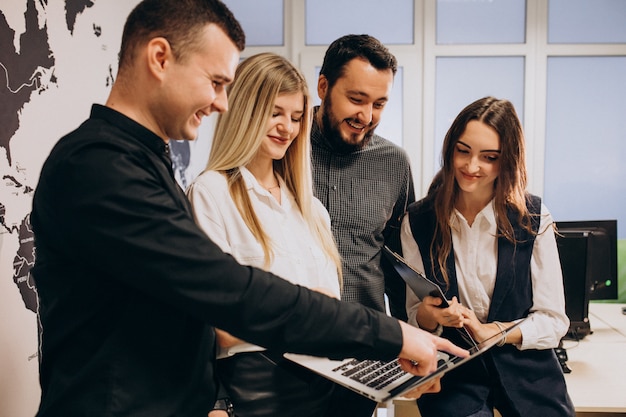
xmin=555 ymin=220 xmax=618 ymax=340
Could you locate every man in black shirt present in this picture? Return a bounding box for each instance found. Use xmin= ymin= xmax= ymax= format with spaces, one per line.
xmin=31 ymin=1 xmax=466 ymax=416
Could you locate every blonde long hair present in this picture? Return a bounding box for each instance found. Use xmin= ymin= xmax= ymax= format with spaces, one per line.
xmin=207 ymin=52 xmax=342 ymax=283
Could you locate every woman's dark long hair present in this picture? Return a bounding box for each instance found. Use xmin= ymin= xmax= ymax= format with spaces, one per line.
xmin=428 ymin=96 xmax=533 ymax=287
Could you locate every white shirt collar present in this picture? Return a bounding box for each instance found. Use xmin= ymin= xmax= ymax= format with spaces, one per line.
xmin=452 ymin=198 xmax=497 ymax=230
xmin=239 ymin=166 xmax=283 ymax=192
xmin=239 ymin=166 xmax=288 ymax=210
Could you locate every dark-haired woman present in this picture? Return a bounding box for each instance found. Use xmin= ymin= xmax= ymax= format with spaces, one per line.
xmin=402 ymin=97 xmax=575 ymax=417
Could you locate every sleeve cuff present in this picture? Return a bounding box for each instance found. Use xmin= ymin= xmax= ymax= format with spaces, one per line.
xmin=375 ymin=314 xmax=404 ymax=360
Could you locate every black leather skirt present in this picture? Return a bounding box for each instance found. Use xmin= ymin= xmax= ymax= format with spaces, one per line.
xmin=216 ymin=350 xmax=334 ymax=417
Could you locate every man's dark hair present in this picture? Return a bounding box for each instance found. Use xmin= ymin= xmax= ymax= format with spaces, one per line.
xmin=118 ymin=0 xmax=245 ymax=70
xmin=319 ymin=34 xmax=397 ymax=89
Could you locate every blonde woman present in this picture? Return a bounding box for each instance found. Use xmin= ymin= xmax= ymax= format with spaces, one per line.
xmin=186 ymin=52 xmax=341 ymax=417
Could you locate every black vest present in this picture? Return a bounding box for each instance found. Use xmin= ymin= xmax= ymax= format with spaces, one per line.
xmin=407 ymin=195 xmax=574 ymax=417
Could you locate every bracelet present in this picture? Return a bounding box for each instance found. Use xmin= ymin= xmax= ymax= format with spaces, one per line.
xmin=493 ymin=321 xmax=507 ymax=347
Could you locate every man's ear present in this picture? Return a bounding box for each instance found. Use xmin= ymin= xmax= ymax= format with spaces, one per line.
xmin=146 ymin=37 xmax=172 ymax=80
xmin=317 ymin=75 xmax=328 ymax=101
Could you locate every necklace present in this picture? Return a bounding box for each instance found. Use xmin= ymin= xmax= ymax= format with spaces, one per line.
xmin=258 ymin=176 xmax=281 ymax=202
xmin=259 ymin=180 xmax=280 ymax=192
xmin=253 ymin=168 xmax=280 ymax=193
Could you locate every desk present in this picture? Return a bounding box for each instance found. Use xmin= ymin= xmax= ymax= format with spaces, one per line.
xmin=380 ymin=303 xmax=626 ymax=417
xmin=562 ymin=303 xmax=626 ymax=415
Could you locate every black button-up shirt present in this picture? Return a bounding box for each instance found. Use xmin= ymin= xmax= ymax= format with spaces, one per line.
xmin=31 ymin=104 xmax=402 ymax=417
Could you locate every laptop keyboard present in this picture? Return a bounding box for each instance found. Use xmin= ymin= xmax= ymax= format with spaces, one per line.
xmin=332 ymin=359 xmax=406 ymax=389
xmin=332 ymin=355 xmax=450 ymax=390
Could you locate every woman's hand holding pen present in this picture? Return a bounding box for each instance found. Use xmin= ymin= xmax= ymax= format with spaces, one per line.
xmin=461 ymin=308 xmax=496 ymax=342
xmin=462 ymin=310 xmax=523 ymax=345
xmin=417 ymin=296 xmax=467 ymax=330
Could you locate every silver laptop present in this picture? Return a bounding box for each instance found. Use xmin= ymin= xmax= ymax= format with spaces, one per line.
xmin=284 ymin=320 xmax=522 ymax=403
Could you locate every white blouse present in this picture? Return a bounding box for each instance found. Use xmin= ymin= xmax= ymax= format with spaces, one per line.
xmin=402 ymin=200 xmax=569 ymax=350
xmin=187 ymin=167 xmax=340 ymax=356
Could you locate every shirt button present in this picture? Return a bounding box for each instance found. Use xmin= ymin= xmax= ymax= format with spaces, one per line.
xmin=331 ymin=185 xmax=337 ymax=191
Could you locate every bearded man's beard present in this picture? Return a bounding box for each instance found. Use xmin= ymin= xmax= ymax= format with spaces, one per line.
xmin=319 ymin=96 xmax=375 ymax=154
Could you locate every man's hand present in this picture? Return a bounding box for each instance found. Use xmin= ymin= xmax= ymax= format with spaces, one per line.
xmin=397 ymin=321 xmax=468 ymax=376
xmin=215 ymin=328 xmax=244 ymax=348
xmin=399 ymin=376 xmax=442 ymax=399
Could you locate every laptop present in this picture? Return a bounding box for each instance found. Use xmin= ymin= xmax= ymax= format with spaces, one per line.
xmin=284 ymin=319 xmax=523 ymax=403
xmin=382 ymin=245 xmax=477 ymax=349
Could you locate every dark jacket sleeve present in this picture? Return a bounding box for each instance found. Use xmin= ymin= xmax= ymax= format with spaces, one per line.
xmin=33 ymin=135 xmax=402 ymax=361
